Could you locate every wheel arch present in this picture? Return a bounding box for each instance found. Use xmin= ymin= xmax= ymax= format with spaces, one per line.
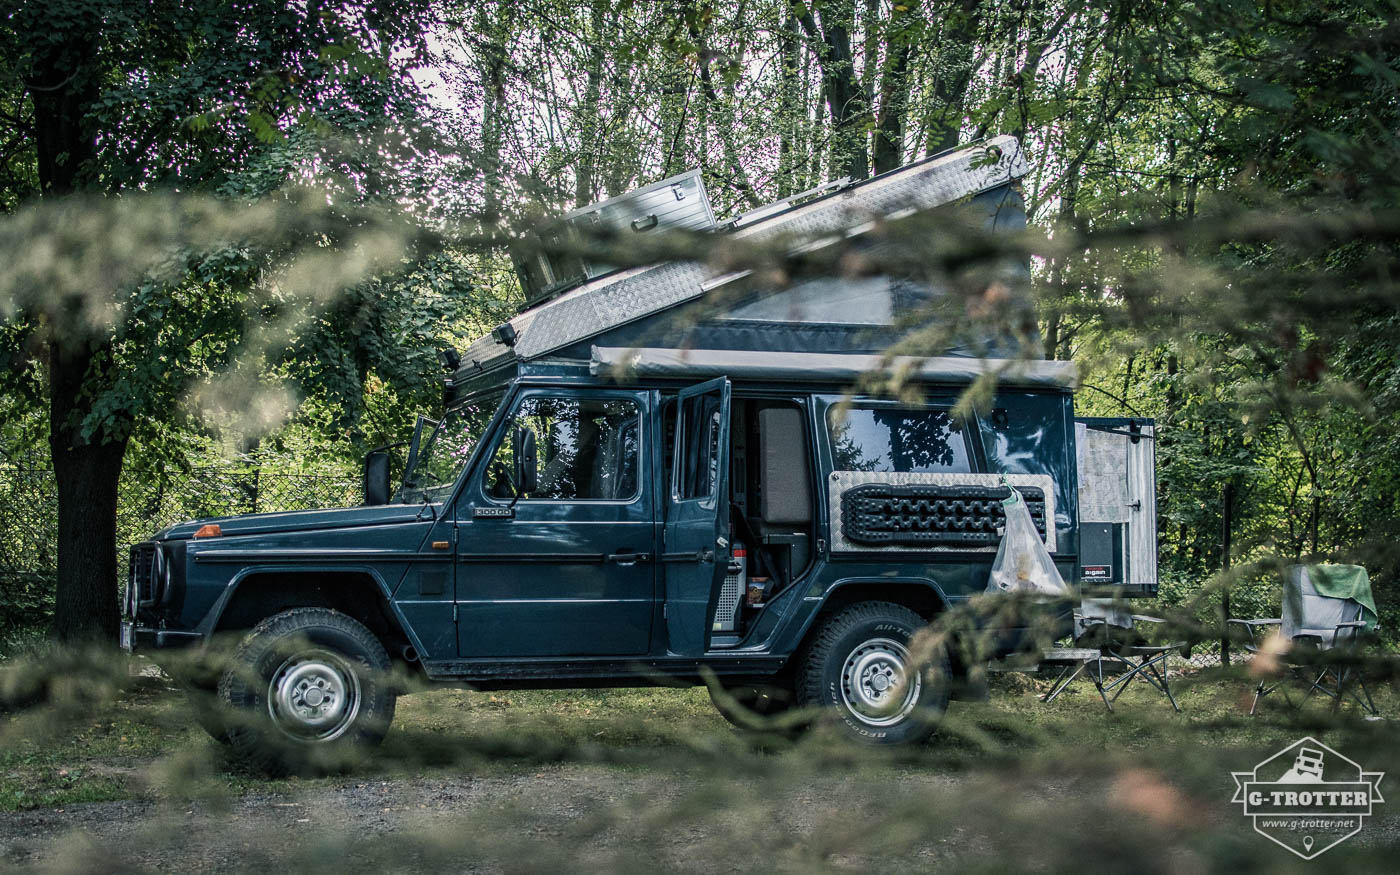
xmin=813 ymin=578 xmax=952 ymax=624
xmin=205 ymin=567 xmax=419 ymax=662
xmin=787 ymin=578 xmax=958 ymax=671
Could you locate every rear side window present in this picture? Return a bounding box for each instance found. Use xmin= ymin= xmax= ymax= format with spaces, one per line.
xmin=827 ymin=406 xmax=971 ymax=473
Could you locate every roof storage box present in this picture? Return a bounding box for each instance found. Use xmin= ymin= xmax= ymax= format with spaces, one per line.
xmin=510 ymin=169 xmax=716 ymax=308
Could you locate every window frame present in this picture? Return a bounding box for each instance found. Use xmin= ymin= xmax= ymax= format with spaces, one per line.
xmin=478 ymin=389 xmax=646 ymax=506
xmin=672 ymin=391 xmax=726 ymax=504
xmin=824 ymin=398 xmax=983 ymax=475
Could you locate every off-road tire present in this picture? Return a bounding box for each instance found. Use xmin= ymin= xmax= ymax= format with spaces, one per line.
xmin=796 ymin=601 xmax=950 ymax=745
xmin=217 ymin=608 xmax=396 ymax=775
xmin=186 ymin=682 xmax=232 ymax=745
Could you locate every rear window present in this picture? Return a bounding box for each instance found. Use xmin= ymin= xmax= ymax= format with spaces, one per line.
xmin=827 ymin=406 xmax=971 ymax=473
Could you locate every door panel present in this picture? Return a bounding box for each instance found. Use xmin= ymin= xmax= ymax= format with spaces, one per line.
xmin=662 ymin=377 xmax=731 ymax=656
xmin=455 ymin=389 xmax=655 ymax=657
xmin=1074 ymin=417 xmax=1157 ymax=593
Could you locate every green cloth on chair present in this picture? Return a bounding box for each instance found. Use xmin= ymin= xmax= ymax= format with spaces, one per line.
xmin=1308 ymin=564 xmax=1378 ymax=630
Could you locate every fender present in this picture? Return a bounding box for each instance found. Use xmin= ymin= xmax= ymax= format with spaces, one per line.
xmin=776 ymin=576 xmax=953 ymax=655
xmin=194 ymin=562 xmax=430 ymax=660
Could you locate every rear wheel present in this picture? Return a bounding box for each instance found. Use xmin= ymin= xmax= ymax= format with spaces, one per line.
xmin=217 ymin=608 xmax=396 ymax=774
xmin=797 ymin=602 xmax=950 ymax=745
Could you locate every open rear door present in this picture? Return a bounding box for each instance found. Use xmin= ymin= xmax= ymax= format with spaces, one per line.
xmin=1074 ymin=418 xmax=1158 ymax=595
xmin=662 ymin=377 xmax=731 ymax=655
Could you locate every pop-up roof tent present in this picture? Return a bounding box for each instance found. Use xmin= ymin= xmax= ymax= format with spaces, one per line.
xmin=450 ymin=136 xmax=1064 ymax=394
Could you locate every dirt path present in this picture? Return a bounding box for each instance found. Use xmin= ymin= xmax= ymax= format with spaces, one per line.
xmin=4 ymin=761 xmax=1396 ymax=873
xmin=1 ymin=766 xmax=672 ymax=873
xmin=0 ymin=763 xmax=1032 ymax=873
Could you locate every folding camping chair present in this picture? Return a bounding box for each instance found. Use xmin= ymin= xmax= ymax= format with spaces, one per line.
xmin=1041 ymin=599 xmax=1187 ymax=712
xmin=1229 ymin=564 xmax=1379 ymax=717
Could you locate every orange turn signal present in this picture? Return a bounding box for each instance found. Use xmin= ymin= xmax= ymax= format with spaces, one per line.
xmin=194 ymin=524 xmax=223 ymax=538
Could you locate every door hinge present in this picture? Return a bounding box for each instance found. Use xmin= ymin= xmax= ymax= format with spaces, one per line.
xmin=453 ymin=604 xmax=458 ymax=623
xmin=663 ymin=603 xmax=667 ymax=619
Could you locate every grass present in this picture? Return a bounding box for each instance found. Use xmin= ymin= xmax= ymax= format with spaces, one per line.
xmin=1 ymin=656 xmax=1394 ymax=815
xmin=3 ymin=655 xmax=1397 ymax=873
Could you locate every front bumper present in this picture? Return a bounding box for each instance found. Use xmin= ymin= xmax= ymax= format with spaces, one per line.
xmin=119 ymin=621 xmax=203 ymax=652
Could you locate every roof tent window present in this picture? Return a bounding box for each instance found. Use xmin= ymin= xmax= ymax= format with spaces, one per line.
xmin=721 ymin=276 xmax=894 ymax=325
xmin=828 ymin=406 xmax=971 ymax=473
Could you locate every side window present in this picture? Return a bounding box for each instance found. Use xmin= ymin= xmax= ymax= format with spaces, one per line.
xmin=487 ymin=396 xmax=641 ymax=501
xmin=827 ymin=405 xmax=971 ymax=473
xmin=677 ymin=391 xmax=723 ymax=500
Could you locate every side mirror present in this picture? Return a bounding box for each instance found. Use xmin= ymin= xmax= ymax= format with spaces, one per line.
xmin=363 ymin=451 xmax=392 ymax=506
xmin=512 ymin=427 xmax=537 ymax=498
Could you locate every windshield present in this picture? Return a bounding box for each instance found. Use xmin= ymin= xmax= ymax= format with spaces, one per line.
xmin=400 ymin=390 xmax=505 ymax=502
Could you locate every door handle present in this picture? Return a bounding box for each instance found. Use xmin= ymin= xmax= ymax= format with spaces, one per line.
xmin=660 ymin=550 xmax=715 ymax=564
xmin=605 ymin=552 xmax=652 ymax=566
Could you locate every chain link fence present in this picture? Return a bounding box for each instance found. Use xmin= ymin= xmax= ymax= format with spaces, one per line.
xmin=0 ymin=458 xmax=1298 ymax=670
xmin=0 ymin=460 xmax=361 ymax=631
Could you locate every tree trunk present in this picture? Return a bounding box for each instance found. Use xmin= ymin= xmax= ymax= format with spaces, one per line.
xmin=49 ymin=338 xmax=127 ymax=644
xmin=30 ymin=29 xmax=129 ymax=643
xmin=479 ymin=3 xmax=513 ymax=223
xmin=1042 ymin=159 xmax=1078 ymax=359
xmin=871 ymin=2 xmax=919 ymax=174
xmin=798 ymin=0 xmax=870 ymax=180
xmin=776 ymin=15 xmax=801 ymax=197
xmin=925 ymin=0 xmax=982 ymax=155
xmin=574 ymin=0 xmax=610 ymax=204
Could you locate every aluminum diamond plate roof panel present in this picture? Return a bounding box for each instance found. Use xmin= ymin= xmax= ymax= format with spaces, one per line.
xmin=456 ymin=136 xmax=1030 ymax=375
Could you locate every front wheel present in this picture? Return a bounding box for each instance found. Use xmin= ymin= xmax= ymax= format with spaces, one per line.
xmin=217 ymin=608 xmax=396 ymax=774
xmin=797 ymin=602 xmax=950 ymax=745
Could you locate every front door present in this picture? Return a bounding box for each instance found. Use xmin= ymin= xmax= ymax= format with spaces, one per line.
xmin=454 ymin=388 xmax=654 ymax=657
xmin=661 ymin=377 xmax=732 ymax=656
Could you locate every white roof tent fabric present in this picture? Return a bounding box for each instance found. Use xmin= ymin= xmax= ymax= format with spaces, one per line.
xmin=454 ymin=136 xmax=1031 ymax=381
xmin=588 ymin=346 xmax=1079 ymax=390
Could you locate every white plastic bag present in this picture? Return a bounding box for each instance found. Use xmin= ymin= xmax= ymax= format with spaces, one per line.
xmin=986 ymin=486 xmax=1068 ymax=596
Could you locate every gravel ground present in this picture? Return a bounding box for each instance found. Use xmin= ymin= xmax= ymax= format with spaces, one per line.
xmin=2 ymin=761 xmax=1396 ymax=873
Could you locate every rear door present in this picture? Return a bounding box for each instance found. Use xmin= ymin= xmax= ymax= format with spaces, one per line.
xmin=1074 ymin=417 xmax=1157 ymax=594
xmin=661 ymin=377 xmax=731 ymax=655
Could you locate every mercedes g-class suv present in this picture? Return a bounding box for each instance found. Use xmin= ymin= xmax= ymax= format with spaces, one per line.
xmin=120 ymin=139 xmax=1158 ymax=762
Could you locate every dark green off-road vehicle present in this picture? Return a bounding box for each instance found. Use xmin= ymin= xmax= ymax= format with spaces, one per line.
xmin=121 ymin=138 xmax=1158 ymax=765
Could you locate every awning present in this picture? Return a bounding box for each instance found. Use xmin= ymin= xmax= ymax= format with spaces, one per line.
xmin=589 ymin=346 xmax=1079 ymax=390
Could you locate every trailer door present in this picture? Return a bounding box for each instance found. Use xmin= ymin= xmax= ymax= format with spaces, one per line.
xmin=1074 ymin=418 xmax=1158 ymax=595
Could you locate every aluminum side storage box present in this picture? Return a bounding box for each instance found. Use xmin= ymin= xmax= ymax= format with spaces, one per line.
xmin=511 ymin=169 xmax=716 ymax=307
